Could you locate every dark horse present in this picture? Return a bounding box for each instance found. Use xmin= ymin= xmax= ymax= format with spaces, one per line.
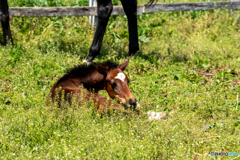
xmin=47 ymin=59 xmax=139 ymax=115
xmin=1 ymin=0 xmax=155 ymax=60
xmin=85 ymin=0 xmax=155 ymax=63
xmin=0 ymin=0 xmax=13 ymax=45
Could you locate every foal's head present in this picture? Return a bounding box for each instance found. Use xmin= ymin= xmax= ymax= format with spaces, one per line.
xmin=95 ymin=59 xmax=137 ymax=109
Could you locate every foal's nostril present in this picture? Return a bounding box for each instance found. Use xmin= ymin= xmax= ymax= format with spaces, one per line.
xmin=129 ymin=98 xmax=137 ymax=107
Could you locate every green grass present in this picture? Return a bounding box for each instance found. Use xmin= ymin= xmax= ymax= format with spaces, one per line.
xmin=1 ymin=6 xmax=240 ymax=160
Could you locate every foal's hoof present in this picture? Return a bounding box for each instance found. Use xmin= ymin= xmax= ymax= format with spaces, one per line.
xmin=83 ymin=59 xmax=93 ymax=66
xmin=147 ymin=111 xmax=168 ymax=121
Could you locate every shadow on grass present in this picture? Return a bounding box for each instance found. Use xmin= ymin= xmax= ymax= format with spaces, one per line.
xmin=93 ymin=44 xmax=189 ymax=65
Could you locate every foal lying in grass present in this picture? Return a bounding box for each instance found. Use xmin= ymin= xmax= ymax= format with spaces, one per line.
xmin=47 ymin=59 xmax=167 ymax=120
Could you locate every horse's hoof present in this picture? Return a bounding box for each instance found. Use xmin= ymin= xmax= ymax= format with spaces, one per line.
xmin=86 ymin=54 xmax=97 ymax=62
xmin=147 ymin=111 xmax=168 ymax=121
xmin=129 ymin=47 xmax=139 ymax=56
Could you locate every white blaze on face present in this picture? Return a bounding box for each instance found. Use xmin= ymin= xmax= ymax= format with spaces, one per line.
xmin=115 ymin=72 xmax=126 ymax=82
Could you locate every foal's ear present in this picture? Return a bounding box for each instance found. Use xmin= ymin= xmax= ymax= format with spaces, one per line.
xmin=94 ymin=63 xmax=109 ymax=76
xmin=118 ymin=59 xmax=129 ymax=71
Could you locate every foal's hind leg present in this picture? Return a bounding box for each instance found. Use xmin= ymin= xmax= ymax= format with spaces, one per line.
xmin=86 ymin=0 xmax=113 ymax=62
xmin=120 ymin=0 xmax=139 ymax=56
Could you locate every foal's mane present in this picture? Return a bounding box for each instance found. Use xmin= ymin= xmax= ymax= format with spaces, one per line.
xmin=57 ymin=60 xmax=119 ymax=85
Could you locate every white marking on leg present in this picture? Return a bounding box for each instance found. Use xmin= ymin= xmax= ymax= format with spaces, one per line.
xmin=83 ymin=59 xmax=87 ymax=63
xmin=83 ymin=59 xmax=92 ymax=66
xmin=115 ymin=72 xmax=126 ymax=82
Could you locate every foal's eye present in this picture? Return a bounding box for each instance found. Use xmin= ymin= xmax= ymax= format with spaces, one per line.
xmin=110 ymin=82 xmax=117 ymax=88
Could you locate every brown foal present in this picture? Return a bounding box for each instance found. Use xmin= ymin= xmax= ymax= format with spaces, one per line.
xmin=47 ymin=59 xmax=138 ymax=115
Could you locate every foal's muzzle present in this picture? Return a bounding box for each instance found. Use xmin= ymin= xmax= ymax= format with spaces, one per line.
xmin=129 ymin=98 xmax=137 ymax=107
xmin=123 ymin=98 xmax=137 ymax=110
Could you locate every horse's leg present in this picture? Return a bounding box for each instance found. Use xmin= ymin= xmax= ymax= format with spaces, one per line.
xmin=86 ymin=0 xmax=113 ymax=62
xmin=48 ymin=83 xmax=139 ymax=116
xmin=69 ymin=88 xmax=130 ymax=114
xmin=61 ymin=87 xmax=138 ymax=115
xmin=93 ymin=93 xmax=140 ymax=116
xmin=0 ymin=0 xmax=13 ymax=45
xmin=120 ymin=0 xmax=139 ymax=56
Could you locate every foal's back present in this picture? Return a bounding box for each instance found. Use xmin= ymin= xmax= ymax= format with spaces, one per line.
xmin=48 ymin=64 xmax=102 ymax=104
xmin=47 ymin=60 xmax=120 ymax=106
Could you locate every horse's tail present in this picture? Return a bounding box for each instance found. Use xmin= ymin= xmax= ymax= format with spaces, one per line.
xmin=146 ymin=0 xmax=158 ymax=7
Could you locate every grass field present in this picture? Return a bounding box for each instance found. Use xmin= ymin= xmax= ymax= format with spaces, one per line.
xmin=1 ymin=0 xmax=240 ymax=159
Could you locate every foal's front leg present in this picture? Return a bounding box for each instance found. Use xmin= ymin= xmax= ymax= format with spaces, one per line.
xmin=86 ymin=0 xmax=113 ymax=62
xmin=93 ymin=92 xmax=139 ymax=116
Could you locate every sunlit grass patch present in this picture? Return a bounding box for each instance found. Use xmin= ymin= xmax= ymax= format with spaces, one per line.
xmin=1 ymin=8 xmax=240 ymax=159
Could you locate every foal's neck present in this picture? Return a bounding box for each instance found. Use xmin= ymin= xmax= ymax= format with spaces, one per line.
xmin=79 ymin=69 xmax=105 ymax=92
